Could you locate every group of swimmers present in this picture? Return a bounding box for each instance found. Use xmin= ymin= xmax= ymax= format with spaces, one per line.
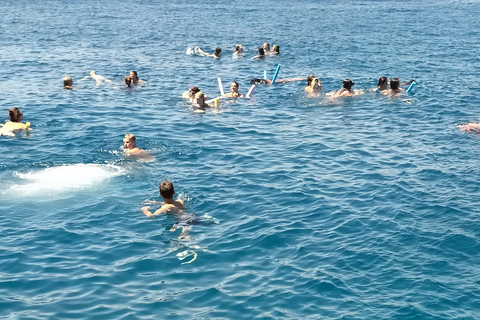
xmin=190 ymin=42 xmax=280 ymax=59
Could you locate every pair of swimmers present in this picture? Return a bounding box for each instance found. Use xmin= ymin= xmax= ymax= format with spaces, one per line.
xmin=251 ymin=42 xmax=280 ymax=59
xmin=65 ymin=70 xmax=145 ymax=88
xmin=369 ymin=77 xmax=414 ymax=96
xmin=182 ymin=82 xmax=245 ymax=109
xmin=0 ymin=107 xmax=31 ymax=137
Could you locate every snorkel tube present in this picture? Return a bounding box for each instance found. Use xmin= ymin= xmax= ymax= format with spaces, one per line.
xmin=406 ymin=80 xmax=417 ymax=93
xmin=271 ymin=64 xmax=281 ymax=84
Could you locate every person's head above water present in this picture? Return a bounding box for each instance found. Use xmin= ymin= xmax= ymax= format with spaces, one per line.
xmin=272 ymin=44 xmax=280 ymax=54
xmin=195 ymin=91 xmax=206 ymax=105
xmin=130 ymin=71 xmax=140 ymax=83
xmin=390 ymin=78 xmax=400 ymax=90
xmin=235 ymin=44 xmax=243 ymax=54
xmin=90 ymin=71 xmax=96 ymax=76
xmin=258 ymin=47 xmax=265 ymax=56
xmin=377 ymin=76 xmax=388 ymax=89
xmin=8 ymin=107 xmax=23 ymax=122
xmin=63 ymin=76 xmax=73 ymax=89
xmin=230 ymin=81 xmax=239 ymax=93
xmin=214 ymin=47 xmax=221 ymax=57
xmin=124 ymin=76 xmax=132 ymax=87
xmin=123 ymin=134 xmax=137 ymax=149
xmin=263 ymin=42 xmax=271 ymax=52
xmin=342 ymin=79 xmax=354 ymax=91
xmin=188 ymin=86 xmax=200 ymax=99
xmin=159 ymin=180 xmax=175 ymax=199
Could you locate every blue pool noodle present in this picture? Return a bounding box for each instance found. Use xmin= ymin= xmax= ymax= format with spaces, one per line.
xmin=264 ymin=70 xmax=267 ymax=79
xmin=406 ymin=80 xmax=417 ymax=93
xmin=271 ymin=64 xmax=281 ymax=84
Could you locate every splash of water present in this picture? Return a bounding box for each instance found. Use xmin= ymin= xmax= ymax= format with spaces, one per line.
xmin=5 ymin=163 xmax=125 ymax=196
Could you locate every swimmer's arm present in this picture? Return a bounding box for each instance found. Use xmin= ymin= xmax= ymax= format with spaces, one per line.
xmin=275 ymin=77 xmax=305 ymax=84
xmin=141 ymin=206 xmax=167 ymax=217
xmin=79 ymin=76 xmax=90 ymax=81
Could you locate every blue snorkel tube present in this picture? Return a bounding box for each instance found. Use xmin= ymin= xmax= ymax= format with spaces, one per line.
xmin=406 ymin=80 xmax=417 ymax=93
xmin=271 ymin=64 xmax=281 ymax=84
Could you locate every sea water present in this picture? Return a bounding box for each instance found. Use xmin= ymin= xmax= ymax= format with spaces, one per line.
xmin=1 ymin=0 xmax=480 ymax=319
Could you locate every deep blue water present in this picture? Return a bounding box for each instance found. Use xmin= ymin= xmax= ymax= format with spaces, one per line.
xmin=1 ymin=0 xmax=480 ymax=319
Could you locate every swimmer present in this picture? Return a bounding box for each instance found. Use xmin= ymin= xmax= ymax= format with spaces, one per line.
xmin=304 ymin=75 xmax=322 ymax=93
xmin=81 ymin=71 xmax=112 ymax=85
xmin=141 ymin=180 xmax=185 ymax=217
xmin=130 ymin=71 xmax=146 ymax=84
xmin=123 ymin=134 xmax=147 ymax=156
xmin=195 ymin=46 xmax=221 ymax=58
xmin=193 ymin=91 xmax=211 ymax=109
xmin=250 ymin=76 xmax=305 ymax=85
xmin=0 ymin=107 xmax=32 ymax=137
xmin=382 ymin=78 xmax=405 ymax=96
xmin=251 ymin=47 xmax=266 ymax=59
xmin=334 ymin=79 xmax=364 ymax=97
xmin=63 ymin=76 xmax=73 ymax=89
xmin=124 ymin=76 xmax=132 ymax=87
xmin=272 ymin=44 xmax=280 ymax=54
xmin=234 ymin=44 xmax=244 ymax=55
xmin=458 ymin=114 xmax=480 ymax=132
xmin=368 ymin=76 xmax=388 ymax=92
xmin=263 ymin=42 xmax=271 ymax=54
xmin=223 ymin=82 xmax=244 ymax=98
xmin=181 ymin=86 xmax=201 ymax=101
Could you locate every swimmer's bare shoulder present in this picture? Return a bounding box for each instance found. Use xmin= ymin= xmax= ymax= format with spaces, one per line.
xmin=141 ymin=199 xmax=184 ymax=217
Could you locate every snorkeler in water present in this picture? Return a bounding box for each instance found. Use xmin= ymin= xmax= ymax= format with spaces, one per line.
xmin=272 ymin=44 xmax=280 ymax=54
xmin=250 ymin=76 xmax=305 ymax=85
xmin=304 ymin=75 xmax=322 ymax=93
xmin=0 ymin=107 xmax=32 ymax=137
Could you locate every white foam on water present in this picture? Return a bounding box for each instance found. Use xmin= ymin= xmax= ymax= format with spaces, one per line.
xmin=5 ymin=163 xmax=126 ymax=196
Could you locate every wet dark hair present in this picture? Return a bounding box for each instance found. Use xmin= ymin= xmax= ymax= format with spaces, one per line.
xmin=235 ymin=45 xmax=242 ymax=53
xmin=160 ymin=180 xmax=175 ymax=199
xmin=342 ymin=79 xmax=354 ymax=91
xmin=377 ymin=77 xmax=388 ymax=88
xmin=8 ymin=107 xmax=23 ymax=122
xmin=258 ymin=47 xmax=265 ymax=56
xmin=390 ymin=78 xmax=400 ymax=90
xmin=130 ymin=71 xmax=139 ymax=83
xmin=307 ymin=75 xmax=316 ymax=86
xmin=189 ymin=86 xmax=200 ymax=94
xmin=250 ymin=78 xmax=269 ymax=84
xmin=215 ymin=47 xmax=221 ymax=56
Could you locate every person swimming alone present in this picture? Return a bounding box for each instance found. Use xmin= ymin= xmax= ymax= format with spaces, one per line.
xmin=81 ymin=71 xmax=112 ymax=85
xmin=233 ymin=44 xmax=244 ymax=55
xmin=123 ymin=134 xmax=148 ymax=157
xmin=0 ymin=107 xmax=32 ymax=137
xmin=63 ymin=76 xmax=73 ymax=89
